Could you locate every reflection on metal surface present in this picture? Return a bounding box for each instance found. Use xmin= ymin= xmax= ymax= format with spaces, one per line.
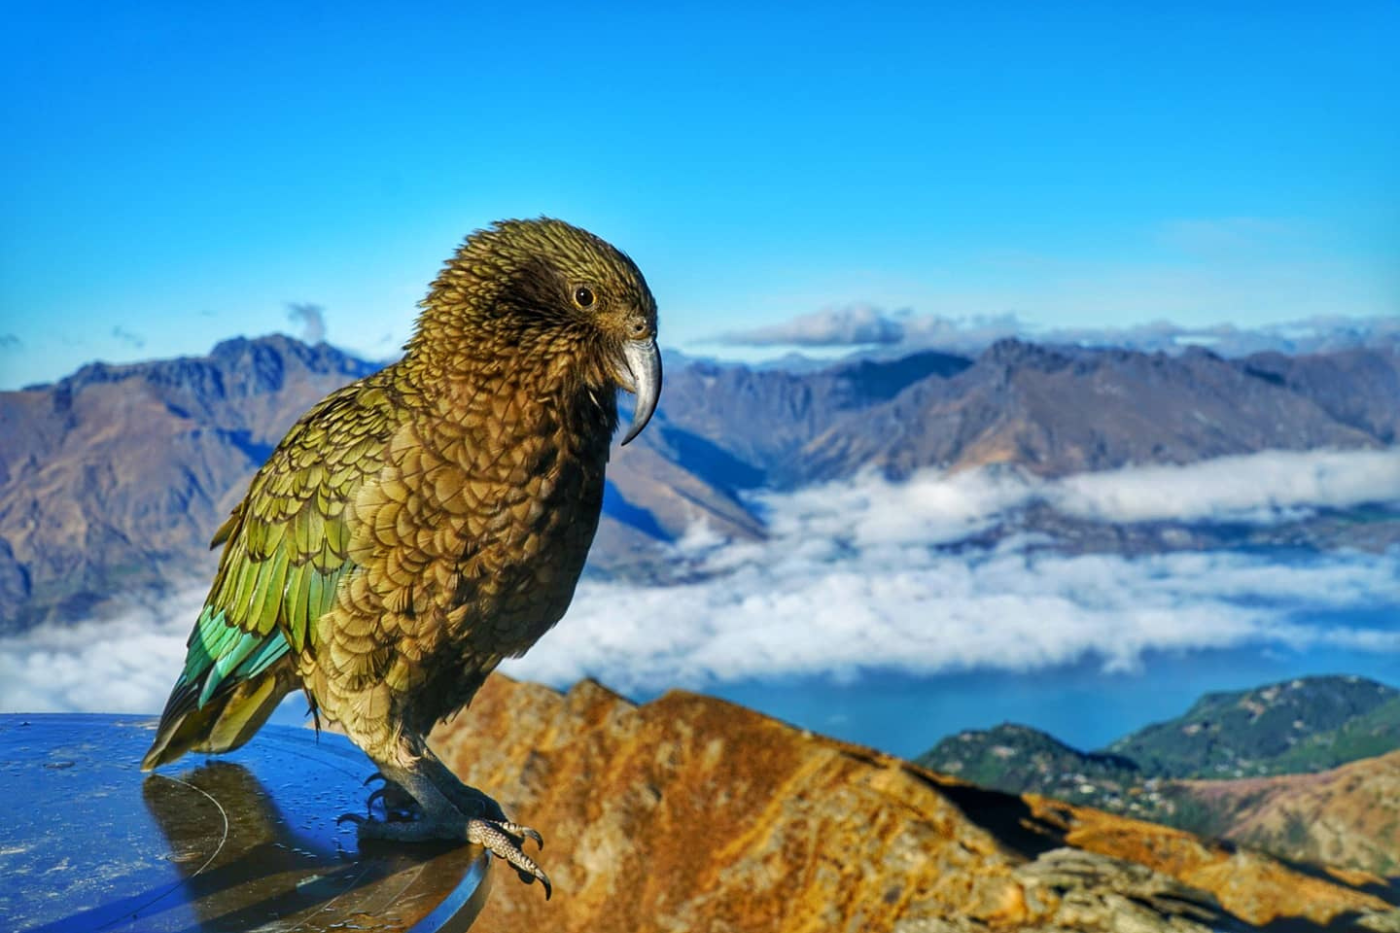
xmin=0 ymin=714 xmax=490 ymax=932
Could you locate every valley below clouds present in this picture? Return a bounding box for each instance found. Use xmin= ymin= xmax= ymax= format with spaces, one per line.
xmin=4 ymin=447 xmax=1396 ymax=742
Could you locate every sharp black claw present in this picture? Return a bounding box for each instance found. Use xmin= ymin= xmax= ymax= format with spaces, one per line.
xmin=518 ymin=869 xmax=552 ymax=900
xmin=524 ymin=828 xmax=544 ymax=850
xmin=363 ymin=771 xmax=386 ymax=787
xmin=336 ymin=812 xmax=366 ymax=826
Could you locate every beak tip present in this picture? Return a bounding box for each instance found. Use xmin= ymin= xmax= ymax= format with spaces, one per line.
xmin=618 ymin=338 xmax=662 ymax=447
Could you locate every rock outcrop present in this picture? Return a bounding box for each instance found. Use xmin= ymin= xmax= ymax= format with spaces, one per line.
xmin=431 ymin=676 xmax=1400 ymax=932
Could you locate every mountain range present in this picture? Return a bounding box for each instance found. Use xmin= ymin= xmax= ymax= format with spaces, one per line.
xmin=2 ymin=334 xmax=1397 ymax=633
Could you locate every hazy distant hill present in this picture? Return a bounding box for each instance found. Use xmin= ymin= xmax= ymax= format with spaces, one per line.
xmin=915 ymin=675 xmax=1400 ymax=872
xmin=795 ymin=340 xmax=1396 ymax=482
xmin=652 ymin=348 xmax=972 ymax=485
xmin=0 ymin=336 xmax=379 ymax=630
xmin=919 ymin=675 xmax=1400 ymax=785
xmin=1 ymin=336 xmax=1397 ymax=632
xmin=1243 ymin=347 xmax=1400 ymax=443
xmin=915 ymin=722 xmax=1145 ymax=809
xmin=1173 ymin=749 xmax=1400 ymax=874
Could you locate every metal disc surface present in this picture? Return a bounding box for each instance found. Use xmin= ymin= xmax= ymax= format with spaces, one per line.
xmin=0 ymin=714 xmax=490 ymax=933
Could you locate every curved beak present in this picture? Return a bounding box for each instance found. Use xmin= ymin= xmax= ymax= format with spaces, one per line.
xmin=618 ymin=338 xmax=662 ymax=446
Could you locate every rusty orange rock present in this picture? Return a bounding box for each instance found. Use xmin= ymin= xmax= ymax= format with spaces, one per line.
xmin=431 ymin=676 xmax=1399 ymax=932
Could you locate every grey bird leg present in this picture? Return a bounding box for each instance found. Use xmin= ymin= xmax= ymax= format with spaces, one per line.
xmin=342 ymin=749 xmax=550 ymax=898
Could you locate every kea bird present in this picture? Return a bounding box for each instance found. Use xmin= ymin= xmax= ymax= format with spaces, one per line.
xmin=141 ymin=218 xmax=661 ymax=897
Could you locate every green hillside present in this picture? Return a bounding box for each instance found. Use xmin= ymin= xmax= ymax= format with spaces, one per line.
xmin=1106 ymin=675 xmax=1399 ymax=778
xmin=915 ymin=723 xmax=1151 ymax=812
xmin=1268 ymin=694 xmax=1400 ymax=773
xmin=913 ymin=675 xmax=1400 ymax=835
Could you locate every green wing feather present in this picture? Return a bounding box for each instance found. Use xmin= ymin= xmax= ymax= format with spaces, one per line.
xmin=165 ymin=381 xmax=397 ymax=717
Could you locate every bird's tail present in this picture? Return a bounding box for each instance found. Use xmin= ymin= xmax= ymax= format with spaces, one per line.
xmin=141 ymin=657 xmax=298 ymax=770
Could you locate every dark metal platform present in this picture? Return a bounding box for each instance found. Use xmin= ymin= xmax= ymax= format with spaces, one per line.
xmin=0 ymin=714 xmax=490 ymax=933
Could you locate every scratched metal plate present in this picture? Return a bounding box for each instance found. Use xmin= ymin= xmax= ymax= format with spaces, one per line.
xmin=0 ymin=714 xmax=490 ymax=933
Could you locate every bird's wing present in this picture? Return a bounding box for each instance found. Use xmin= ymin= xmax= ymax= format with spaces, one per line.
xmin=167 ymin=381 xmax=397 ymax=714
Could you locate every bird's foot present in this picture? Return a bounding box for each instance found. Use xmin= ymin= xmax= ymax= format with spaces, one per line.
xmin=338 ymin=811 xmax=550 ymax=898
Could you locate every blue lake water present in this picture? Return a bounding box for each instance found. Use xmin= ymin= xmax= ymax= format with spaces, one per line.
xmin=267 ymin=609 xmax=1399 ymax=758
xmin=265 ymin=603 xmax=1399 ymax=760
xmin=689 ymin=643 xmax=1400 ymax=759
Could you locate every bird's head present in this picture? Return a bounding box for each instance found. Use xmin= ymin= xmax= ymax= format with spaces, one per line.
xmin=412 ymin=217 xmax=661 ymax=445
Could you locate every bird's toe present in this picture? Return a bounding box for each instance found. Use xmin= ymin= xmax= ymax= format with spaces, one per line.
xmin=466 ymin=818 xmax=552 ymax=899
xmin=498 ymin=821 xmax=544 ymax=850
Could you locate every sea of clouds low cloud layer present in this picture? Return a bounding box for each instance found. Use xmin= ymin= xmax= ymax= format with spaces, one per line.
xmin=0 ymin=587 xmax=205 ymax=715
xmin=516 ymin=545 xmax=1398 ymax=691
xmin=510 ymin=448 xmax=1400 ymax=690
xmin=1018 ymin=447 xmax=1400 ymax=525
xmin=2 ymin=448 xmax=1396 ymax=713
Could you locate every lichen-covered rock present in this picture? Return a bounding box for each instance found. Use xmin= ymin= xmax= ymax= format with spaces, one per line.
xmin=432 ymin=676 xmax=1397 ymax=932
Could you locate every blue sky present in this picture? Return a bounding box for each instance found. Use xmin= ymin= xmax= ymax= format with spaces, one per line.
xmin=2 ymin=2 xmax=1397 ymax=389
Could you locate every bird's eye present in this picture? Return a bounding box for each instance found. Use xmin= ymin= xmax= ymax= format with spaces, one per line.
xmin=574 ymin=286 xmax=596 ymax=308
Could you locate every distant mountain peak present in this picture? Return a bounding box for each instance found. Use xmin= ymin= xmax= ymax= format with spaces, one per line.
xmin=981 ymin=336 xmax=1068 ymax=368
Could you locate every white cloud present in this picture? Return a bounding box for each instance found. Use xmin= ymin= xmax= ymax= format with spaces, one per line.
xmin=509 ymin=544 xmax=1398 ymax=691
xmin=505 ymin=449 xmax=1400 ymax=690
xmin=718 ymin=305 xmax=906 ymax=347
xmin=708 ymin=308 xmax=1400 ymax=358
xmin=0 ymin=587 xmax=205 ymax=715
xmin=3 ymin=449 xmax=1396 ymax=715
xmin=1049 ymin=448 xmax=1400 ymax=524
xmin=286 ymin=302 xmax=327 ymax=344
xmin=111 ymin=325 xmax=146 ymax=350
xmin=760 ymin=447 xmax=1400 ymax=539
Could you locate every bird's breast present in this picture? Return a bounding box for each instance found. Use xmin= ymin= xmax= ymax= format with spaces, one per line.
xmin=345 ymin=398 xmax=610 ymax=661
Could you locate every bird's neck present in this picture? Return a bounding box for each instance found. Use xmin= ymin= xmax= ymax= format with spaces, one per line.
xmin=397 ymin=342 xmax=620 ymax=455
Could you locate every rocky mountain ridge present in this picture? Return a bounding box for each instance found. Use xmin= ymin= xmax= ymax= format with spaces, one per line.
xmin=0 ymin=336 xmax=380 ymax=629
xmin=792 ymin=341 xmax=1398 ymax=482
